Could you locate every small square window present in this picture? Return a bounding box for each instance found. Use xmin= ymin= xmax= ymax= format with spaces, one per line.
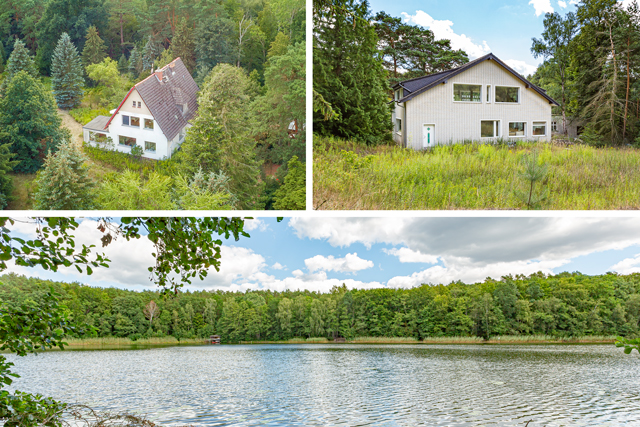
xmin=144 ymin=119 xmax=154 ymax=130
xmin=481 ymin=120 xmax=499 ymax=138
xmin=145 ymin=141 xmax=156 ymax=152
xmin=509 ymin=122 xmax=526 ymax=137
xmin=122 ymin=115 xmax=129 ymax=126
xmin=533 ymin=122 xmax=547 ymax=136
xmin=119 ymin=135 xmax=136 ymax=146
xmin=130 ymin=117 xmax=140 ymax=127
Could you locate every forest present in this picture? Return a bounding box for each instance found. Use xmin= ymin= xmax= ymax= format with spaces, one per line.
xmin=2 ymin=271 xmax=639 ymax=343
xmin=314 ymin=0 xmax=640 ymax=147
xmin=0 ymin=0 xmax=305 ymax=210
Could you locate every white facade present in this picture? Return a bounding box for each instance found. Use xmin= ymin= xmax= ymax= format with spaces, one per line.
xmin=393 ymin=58 xmax=556 ymax=149
xmin=83 ymin=86 xmax=190 ymax=159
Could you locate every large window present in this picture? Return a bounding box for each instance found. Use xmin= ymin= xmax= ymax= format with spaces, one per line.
xmin=453 ymin=84 xmax=481 ymax=102
xmin=119 ymin=135 xmax=136 ymax=147
xmin=481 ymin=120 xmax=499 ymax=138
xmin=396 ymin=118 xmax=402 ymax=133
xmin=130 ymin=117 xmax=140 ymax=127
xmin=532 ymin=121 xmax=547 ymax=136
xmin=145 ymin=141 xmax=156 ymax=152
xmin=495 ymin=86 xmax=519 ymax=103
xmin=144 ymin=119 xmax=154 ymax=130
xmin=509 ymin=122 xmax=526 ymax=137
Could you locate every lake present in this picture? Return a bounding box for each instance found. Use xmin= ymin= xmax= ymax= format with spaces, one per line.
xmin=7 ymin=344 xmax=640 ymax=426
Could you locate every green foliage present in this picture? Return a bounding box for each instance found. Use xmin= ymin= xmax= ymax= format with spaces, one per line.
xmin=51 ymin=32 xmax=84 ymax=109
xmin=142 ymin=36 xmax=161 ymax=71
xmin=128 ymin=45 xmax=142 ymax=75
xmin=273 ymin=155 xmax=305 ymax=210
xmin=85 ymin=57 xmax=127 ymax=107
xmin=69 ymin=107 xmax=111 ymax=125
xmin=3 ymin=39 xmax=38 ymax=86
xmin=314 ymin=0 xmax=392 ymax=144
xmin=117 ymin=53 xmax=128 ymax=74
xmin=130 ymin=144 xmax=143 ymax=160
xmin=174 ymin=169 xmax=234 ymax=210
xmin=33 ymin=140 xmax=95 ymax=210
xmin=514 ymin=150 xmax=550 ymax=210
xmin=0 ymin=71 xmax=64 ymax=173
xmin=153 ymin=48 xmax=174 ymax=70
xmin=616 ymin=336 xmax=640 ymax=355
xmin=81 ymin=25 xmax=107 ymax=67
xmin=172 ymin=17 xmax=196 ymax=73
xmin=96 ymin=170 xmax=175 ymax=210
xmin=194 ymin=7 xmax=234 ymax=72
xmin=176 ymin=64 xmax=263 ymax=209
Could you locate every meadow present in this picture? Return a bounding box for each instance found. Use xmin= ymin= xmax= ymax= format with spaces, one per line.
xmin=313 ymin=136 xmax=640 ymax=210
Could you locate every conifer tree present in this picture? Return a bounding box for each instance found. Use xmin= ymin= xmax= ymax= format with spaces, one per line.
xmin=128 ymin=45 xmax=142 ymax=75
xmin=0 ymin=40 xmax=5 ymax=74
xmin=172 ymin=17 xmax=196 ymax=73
xmin=33 ymin=140 xmax=95 ymax=210
xmin=0 ymin=71 xmax=64 ymax=173
xmin=118 ymin=53 xmax=129 ymax=74
xmin=0 ymin=142 xmax=17 ymax=210
xmin=313 ymin=0 xmax=392 ymax=144
xmin=51 ymin=32 xmax=84 ymax=109
xmin=273 ymin=156 xmax=305 ymax=210
xmin=142 ymin=36 xmax=161 ymax=71
xmin=81 ymin=25 xmax=106 ymax=67
xmin=5 ymin=39 xmax=38 ymax=80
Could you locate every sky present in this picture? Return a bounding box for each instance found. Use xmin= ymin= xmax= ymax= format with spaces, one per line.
xmin=6 ymin=216 xmax=640 ymax=294
xmin=367 ymin=0 xmax=638 ymax=76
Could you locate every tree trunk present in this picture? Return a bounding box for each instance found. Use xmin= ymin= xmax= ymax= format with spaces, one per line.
xmin=623 ymin=36 xmax=630 ymax=142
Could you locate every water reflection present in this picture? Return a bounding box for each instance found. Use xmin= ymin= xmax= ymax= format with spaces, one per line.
xmin=7 ymin=344 xmax=640 ymax=426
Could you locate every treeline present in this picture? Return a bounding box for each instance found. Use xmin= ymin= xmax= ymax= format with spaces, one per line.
xmin=529 ymin=0 xmax=640 ymax=146
xmin=313 ymin=0 xmax=468 ymax=144
xmin=0 ymin=0 xmax=305 ymax=210
xmin=2 ymin=271 xmax=639 ymax=343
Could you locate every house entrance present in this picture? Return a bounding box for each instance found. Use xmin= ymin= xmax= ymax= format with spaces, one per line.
xmin=423 ymin=124 xmax=435 ymax=148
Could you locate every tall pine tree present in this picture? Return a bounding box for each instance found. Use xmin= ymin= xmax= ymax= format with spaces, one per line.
xmin=0 ymin=142 xmax=17 ymax=210
xmin=33 ymin=139 xmax=95 ymax=210
xmin=5 ymin=39 xmax=38 ymax=80
xmin=0 ymin=40 xmax=5 ymax=74
xmin=313 ymin=0 xmax=392 ymax=144
xmin=81 ymin=25 xmax=107 ymax=67
xmin=0 ymin=71 xmax=64 ymax=173
xmin=172 ymin=17 xmax=196 ymax=73
xmin=128 ymin=45 xmax=143 ymax=75
xmin=142 ymin=36 xmax=161 ymax=72
xmin=51 ymin=32 xmax=84 ymax=109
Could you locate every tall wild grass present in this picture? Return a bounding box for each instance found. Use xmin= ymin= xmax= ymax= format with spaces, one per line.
xmin=314 ymin=136 xmax=640 ymax=210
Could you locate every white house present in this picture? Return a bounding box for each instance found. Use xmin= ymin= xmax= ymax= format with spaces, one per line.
xmin=83 ymin=57 xmax=199 ymax=159
xmin=391 ymin=53 xmax=559 ymax=149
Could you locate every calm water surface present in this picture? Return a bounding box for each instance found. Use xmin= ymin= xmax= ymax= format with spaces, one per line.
xmin=7 ymin=344 xmax=640 ymax=426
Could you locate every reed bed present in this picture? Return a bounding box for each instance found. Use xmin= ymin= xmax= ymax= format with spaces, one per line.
xmin=352 ymin=336 xmax=419 ymax=343
xmin=62 ymin=337 xmax=207 ymax=348
xmin=313 ymin=136 xmax=640 ymax=210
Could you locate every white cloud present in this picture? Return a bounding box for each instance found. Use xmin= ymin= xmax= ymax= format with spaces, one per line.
xmin=610 ymin=254 xmax=640 ymax=274
xmin=569 ymin=0 xmax=578 ymax=3
xmin=387 ymin=257 xmax=569 ymax=288
xmin=401 ymin=11 xmax=491 ymax=59
xmin=244 ymin=219 xmax=268 ymax=232
xmin=530 ymin=0 xmax=554 ymax=16
xmin=621 ymin=0 xmax=640 ymax=8
xmin=504 ymin=59 xmax=538 ymax=76
xmin=305 ymin=253 xmax=374 ymax=273
xmin=383 ymin=247 xmax=439 ymax=264
xmin=272 ymin=262 xmax=285 ymax=270
xmin=558 ymin=1 xmax=567 ymax=8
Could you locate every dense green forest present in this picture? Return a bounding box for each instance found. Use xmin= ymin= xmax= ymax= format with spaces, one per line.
xmin=3 ymin=271 xmax=639 ymax=343
xmin=0 ymin=0 xmax=305 ymax=210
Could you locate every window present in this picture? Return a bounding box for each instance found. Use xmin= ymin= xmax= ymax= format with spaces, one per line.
xmin=509 ymin=122 xmax=526 ymax=137
xmin=486 ymin=85 xmax=491 ymax=103
xmin=394 ymin=89 xmax=402 ymax=101
xmin=551 ymin=121 xmax=557 ymax=132
xmin=122 ymin=115 xmax=129 ymax=126
xmin=130 ymin=117 xmax=140 ymax=127
xmin=532 ymin=121 xmax=547 ymax=136
xmin=90 ymin=132 xmax=108 ymax=143
xmin=144 ymin=119 xmax=154 ymax=130
xmin=495 ymin=86 xmax=519 ymax=103
xmin=137 ymin=101 xmax=141 ymax=108
xmin=481 ymin=120 xmax=499 ymax=138
xmin=119 ymin=135 xmax=136 ymax=147
xmin=132 ymin=101 xmax=136 ymax=107
xmin=453 ymin=84 xmax=481 ymax=102
xmin=145 ymin=141 xmax=156 ymax=152
xmin=396 ymin=118 xmax=402 ymax=133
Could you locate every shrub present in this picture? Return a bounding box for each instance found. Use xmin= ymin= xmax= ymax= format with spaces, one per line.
xmin=69 ymin=107 xmax=111 ymax=125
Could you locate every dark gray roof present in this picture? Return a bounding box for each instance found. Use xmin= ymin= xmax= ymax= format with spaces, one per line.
xmin=83 ymin=115 xmax=110 ymax=131
xmin=393 ymin=53 xmax=559 ymax=106
xmin=133 ymin=58 xmax=199 ymax=141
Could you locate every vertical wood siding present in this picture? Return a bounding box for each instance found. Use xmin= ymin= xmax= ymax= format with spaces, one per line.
xmin=396 ymin=59 xmax=553 ymax=150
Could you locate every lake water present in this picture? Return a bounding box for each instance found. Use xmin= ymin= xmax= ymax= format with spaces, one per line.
xmin=7 ymin=344 xmax=640 ymax=426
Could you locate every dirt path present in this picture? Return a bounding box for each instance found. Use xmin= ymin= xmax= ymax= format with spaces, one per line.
xmin=58 ymin=109 xmax=84 ymax=148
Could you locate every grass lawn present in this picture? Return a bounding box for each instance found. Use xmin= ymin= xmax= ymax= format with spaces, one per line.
xmin=314 ymin=136 xmax=640 ymax=210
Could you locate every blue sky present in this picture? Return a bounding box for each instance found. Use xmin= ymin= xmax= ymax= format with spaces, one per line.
xmin=7 ymin=217 xmax=640 ymax=293
xmin=368 ymin=0 xmax=635 ymax=76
